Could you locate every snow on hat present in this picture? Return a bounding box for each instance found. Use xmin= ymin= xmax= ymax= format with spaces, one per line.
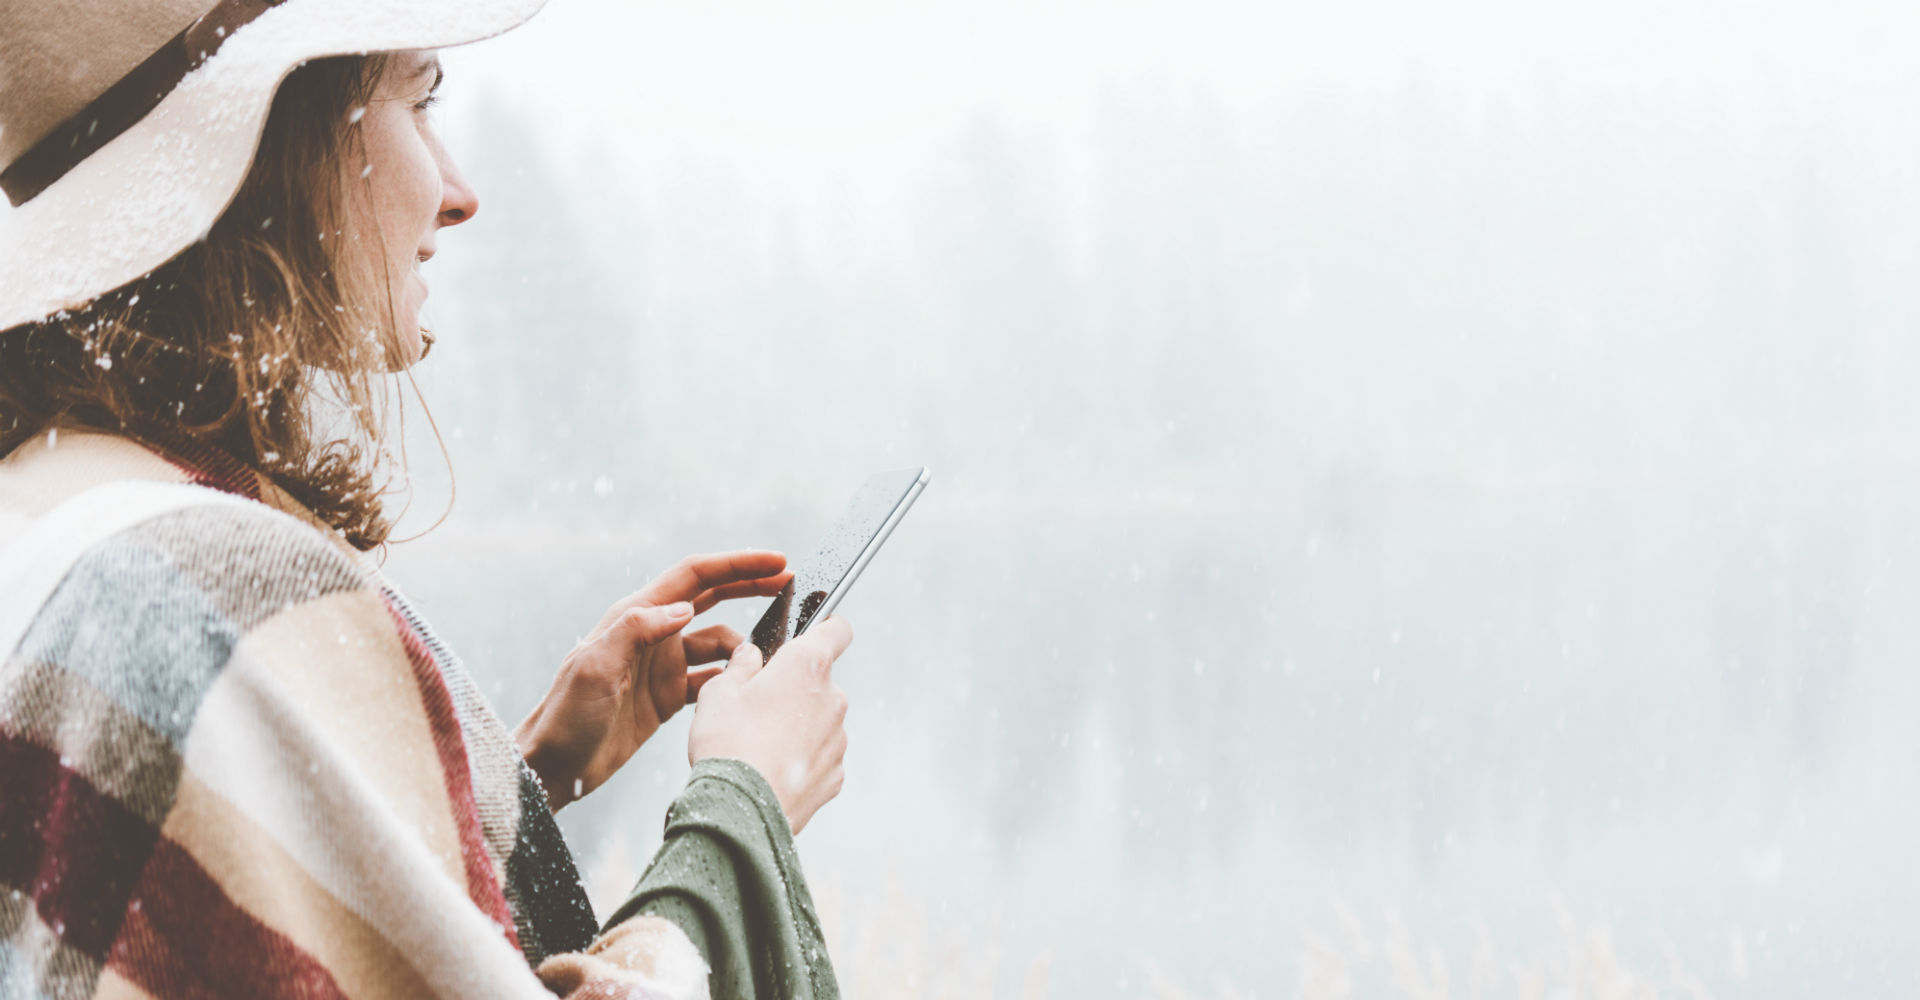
xmin=0 ymin=0 xmax=547 ymax=332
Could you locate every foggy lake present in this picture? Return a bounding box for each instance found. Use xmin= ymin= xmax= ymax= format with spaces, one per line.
xmin=373 ymin=1 xmax=1920 ymax=995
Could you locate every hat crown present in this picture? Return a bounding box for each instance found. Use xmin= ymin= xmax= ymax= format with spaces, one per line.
xmin=0 ymin=0 xmax=211 ymax=169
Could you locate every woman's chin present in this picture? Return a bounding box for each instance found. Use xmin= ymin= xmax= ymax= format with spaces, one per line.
xmin=399 ymin=325 xmax=428 ymax=366
xmin=371 ymin=310 xmax=428 ymax=370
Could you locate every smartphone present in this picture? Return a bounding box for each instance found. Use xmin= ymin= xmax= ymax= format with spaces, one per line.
xmin=750 ymin=466 xmax=931 ymax=659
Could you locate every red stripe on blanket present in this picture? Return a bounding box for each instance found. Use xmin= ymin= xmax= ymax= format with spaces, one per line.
xmin=0 ymin=729 xmax=158 ymax=958
xmin=381 ymin=597 xmax=521 ymax=949
xmin=146 ymin=437 xmax=265 ymax=500
xmin=0 ymin=732 xmax=346 ymax=998
xmin=571 ymin=981 xmax=668 ymax=1000
xmin=108 ymin=838 xmax=347 ymax=1000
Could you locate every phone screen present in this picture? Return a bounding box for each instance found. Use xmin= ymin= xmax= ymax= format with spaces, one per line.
xmin=750 ymin=466 xmax=930 ymax=659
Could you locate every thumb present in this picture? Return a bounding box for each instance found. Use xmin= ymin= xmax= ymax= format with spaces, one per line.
xmin=685 ymin=665 xmax=725 ymax=705
xmin=726 ymin=640 xmax=766 ymax=684
xmin=609 ymin=602 xmax=694 ymax=648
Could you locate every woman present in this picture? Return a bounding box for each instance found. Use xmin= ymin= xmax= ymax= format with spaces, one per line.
xmin=0 ymin=1 xmax=854 ymax=998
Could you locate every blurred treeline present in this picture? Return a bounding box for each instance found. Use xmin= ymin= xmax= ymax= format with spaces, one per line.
xmin=400 ymin=70 xmax=1918 ymax=993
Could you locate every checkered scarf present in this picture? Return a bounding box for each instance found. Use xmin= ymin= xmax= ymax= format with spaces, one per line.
xmin=0 ymin=429 xmax=705 ymax=999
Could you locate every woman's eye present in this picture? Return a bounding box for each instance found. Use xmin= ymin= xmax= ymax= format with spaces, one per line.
xmin=413 ymin=94 xmax=441 ymax=114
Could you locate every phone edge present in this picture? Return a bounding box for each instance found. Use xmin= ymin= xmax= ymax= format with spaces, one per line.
xmin=805 ymin=466 xmax=932 ymax=630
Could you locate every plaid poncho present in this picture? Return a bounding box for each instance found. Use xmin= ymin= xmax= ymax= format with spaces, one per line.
xmin=0 ymin=430 xmax=839 ymax=999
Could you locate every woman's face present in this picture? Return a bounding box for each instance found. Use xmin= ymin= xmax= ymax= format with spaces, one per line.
xmin=354 ymin=51 xmax=477 ymax=362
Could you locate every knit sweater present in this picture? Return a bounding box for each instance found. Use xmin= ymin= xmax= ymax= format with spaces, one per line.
xmin=0 ymin=429 xmax=839 ymax=999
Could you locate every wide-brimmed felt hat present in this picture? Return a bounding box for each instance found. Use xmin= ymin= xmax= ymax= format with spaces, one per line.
xmin=0 ymin=0 xmax=548 ymax=332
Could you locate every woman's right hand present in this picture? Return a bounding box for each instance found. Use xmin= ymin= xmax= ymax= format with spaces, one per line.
xmin=687 ymin=617 xmax=853 ymax=835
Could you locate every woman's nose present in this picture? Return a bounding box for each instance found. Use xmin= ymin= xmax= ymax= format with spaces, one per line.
xmin=438 ymin=152 xmax=479 ymax=226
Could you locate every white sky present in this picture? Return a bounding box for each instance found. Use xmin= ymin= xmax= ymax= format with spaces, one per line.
xmin=428 ymin=0 xmax=1920 ymax=283
xmin=443 ymin=0 xmax=1920 ymax=144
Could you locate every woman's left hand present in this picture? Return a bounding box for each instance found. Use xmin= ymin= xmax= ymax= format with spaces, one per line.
xmin=514 ymin=550 xmax=791 ymax=811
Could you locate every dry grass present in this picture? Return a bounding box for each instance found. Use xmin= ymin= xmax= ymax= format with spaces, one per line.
xmin=585 ymin=838 xmax=1733 ymax=1000
xmin=1294 ymin=898 xmax=1720 ymax=1000
xmin=811 ymin=866 xmax=1050 ymax=1000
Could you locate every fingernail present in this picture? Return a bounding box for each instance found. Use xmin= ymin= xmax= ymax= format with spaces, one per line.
xmin=667 ymin=602 xmax=692 ymax=618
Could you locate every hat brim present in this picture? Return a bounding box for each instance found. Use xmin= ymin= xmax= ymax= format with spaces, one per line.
xmin=0 ymin=0 xmax=549 ymax=332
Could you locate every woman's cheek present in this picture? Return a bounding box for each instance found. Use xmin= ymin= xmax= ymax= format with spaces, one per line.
xmin=408 ymin=128 xmax=444 ymax=226
xmin=367 ymin=118 xmax=439 ymax=244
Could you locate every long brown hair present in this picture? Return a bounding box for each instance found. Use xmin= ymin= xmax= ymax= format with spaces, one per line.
xmin=0 ymin=53 xmax=411 ymax=550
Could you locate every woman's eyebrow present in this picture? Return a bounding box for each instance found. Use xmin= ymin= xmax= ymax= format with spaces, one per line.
xmin=409 ymin=57 xmax=443 ymax=92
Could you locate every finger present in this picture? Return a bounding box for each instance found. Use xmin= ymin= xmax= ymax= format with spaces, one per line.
xmin=771 ymin=615 xmax=853 ymax=679
xmin=640 ymin=551 xmax=788 ymax=607
xmin=595 ymin=552 xmax=788 ymax=630
xmin=726 ymin=638 xmax=766 ymax=683
xmin=806 ymin=615 xmax=854 ymax=659
xmin=681 ymin=624 xmax=747 ymax=665
xmin=685 ymin=665 xmax=726 ymax=705
xmin=606 ymin=602 xmax=694 ymax=648
xmin=690 ymin=572 xmax=794 ymax=615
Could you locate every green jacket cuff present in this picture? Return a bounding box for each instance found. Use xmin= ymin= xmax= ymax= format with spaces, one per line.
xmin=604 ymin=758 xmax=838 ymax=1000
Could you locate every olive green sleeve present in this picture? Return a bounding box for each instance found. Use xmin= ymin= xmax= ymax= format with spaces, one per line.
xmin=602 ymin=758 xmax=840 ymax=1000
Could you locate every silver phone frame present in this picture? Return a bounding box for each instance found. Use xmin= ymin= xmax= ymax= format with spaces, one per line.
xmin=800 ymin=466 xmax=932 ymax=633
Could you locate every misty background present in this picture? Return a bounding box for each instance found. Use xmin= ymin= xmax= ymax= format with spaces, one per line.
xmin=377 ymin=0 xmax=1920 ymax=995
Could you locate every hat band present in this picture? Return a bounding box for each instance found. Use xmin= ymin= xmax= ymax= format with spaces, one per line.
xmin=1 ymin=0 xmax=285 ymax=208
